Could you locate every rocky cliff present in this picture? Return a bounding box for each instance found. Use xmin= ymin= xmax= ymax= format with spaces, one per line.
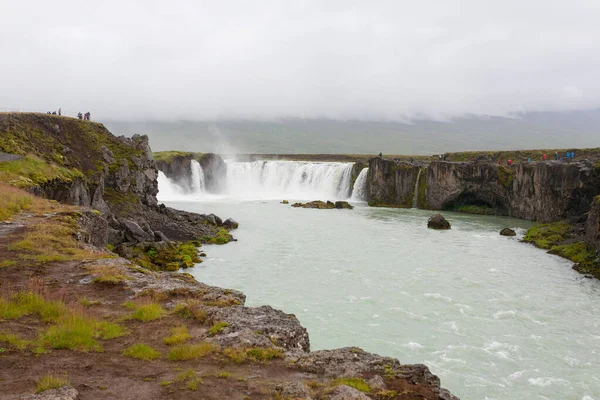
xmin=0 ymin=113 xmax=235 ymax=253
xmin=367 ymin=157 xmax=600 ymax=223
xmin=586 ymin=196 xmax=600 ymax=252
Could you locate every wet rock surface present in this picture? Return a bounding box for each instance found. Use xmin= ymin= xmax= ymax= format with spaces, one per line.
xmin=291 ymin=200 xmax=353 ymax=209
xmin=428 ymin=214 xmax=451 ymax=230
xmin=499 ymin=227 xmax=516 ymax=236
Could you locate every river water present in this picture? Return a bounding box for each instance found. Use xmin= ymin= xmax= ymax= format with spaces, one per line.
xmin=158 ymin=161 xmax=600 ymax=400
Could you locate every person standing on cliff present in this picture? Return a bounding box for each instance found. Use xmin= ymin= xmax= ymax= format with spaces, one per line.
xmin=378 ymin=152 xmax=382 ymax=158
xmin=543 ymin=153 xmax=547 ymax=161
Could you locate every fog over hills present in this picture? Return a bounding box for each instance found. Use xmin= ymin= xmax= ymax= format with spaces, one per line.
xmin=105 ymin=109 xmax=600 ymax=155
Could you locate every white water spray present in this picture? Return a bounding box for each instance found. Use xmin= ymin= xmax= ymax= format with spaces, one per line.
xmin=412 ymin=169 xmax=422 ymax=208
xmin=190 ymin=160 xmax=206 ymax=193
xmin=351 ymin=168 xmax=369 ymax=201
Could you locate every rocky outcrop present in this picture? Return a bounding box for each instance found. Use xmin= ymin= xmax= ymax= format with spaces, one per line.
xmin=428 ymin=214 xmax=451 ymax=229
xmin=367 ymin=157 xmax=600 ymax=223
xmin=500 ymin=228 xmax=516 ymax=236
xmin=586 ymin=196 xmax=600 ymax=251
xmin=291 ymin=200 xmax=353 ymax=209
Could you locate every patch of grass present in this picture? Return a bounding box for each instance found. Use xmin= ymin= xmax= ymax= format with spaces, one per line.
xmin=0 ymin=156 xmax=83 ymax=189
xmin=0 ymin=332 xmax=31 ymax=350
xmin=173 ymin=300 xmax=208 ymax=322
xmin=0 ymin=292 xmax=66 ymax=322
xmin=222 ymin=347 xmax=284 ymax=364
xmin=208 ymin=321 xmax=229 ymax=336
xmin=333 ymin=377 xmax=371 ymax=393
xmin=497 ymin=166 xmax=514 ymax=188
xmin=215 ymin=371 xmax=231 ymax=379
xmin=123 ymin=343 xmax=161 ymax=361
xmin=79 ymin=297 xmax=101 ymax=307
xmin=0 ymin=260 xmax=17 ymax=268
xmin=549 ymin=242 xmax=595 ymax=263
xmin=124 ymin=301 xmax=166 ymax=322
xmin=35 ymin=375 xmax=70 ymax=393
xmin=163 ymin=326 xmax=192 ymax=345
xmin=167 ymin=342 xmax=218 ymax=361
xmin=522 ymin=221 xmax=571 ymax=249
xmin=173 ymin=368 xmax=203 ymax=391
xmin=132 ymin=241 xmax=202 ymax=272
xmin=40 ymin=314 xmax=126 ymax=352
xmin=153 ymin=151 xmax=195 ymax=163
xmin=87 ymin=265 xmax=130 ymax=285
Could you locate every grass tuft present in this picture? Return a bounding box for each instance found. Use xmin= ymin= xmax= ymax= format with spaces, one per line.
xmin=125 ymin=301 xmax=166 ymax=322
xmin=208 ymin=321 xmax=229 ymax=336
xmin=35 ymin=375 xmax=70 ymax=393
xmin=123 ymin=343 xmax=161 ymax=361
xmin=333 ymin=377 xmax=371 ymax=393
xmin=163 ymin=326 xmax=192 ymax=345
xmin=167 ymin=342 xmax=218 ymax=361
xmin=173 ymin=300 xmax=207 ymax=322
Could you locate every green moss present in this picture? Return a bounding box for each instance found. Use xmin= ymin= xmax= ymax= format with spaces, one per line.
xmin=134 ymin=241 xmax=202 ymax=271
xmin=208 ymin=321 xmax=230 ymax=336
xmin=497 ymin=166 xmax=514 ymax=189
xmin=205 ymin=228 xmax=232 ymax=245
xmin=417 ymin=168 xmax=428 ymax=209
xmin=522 ymin=221 xmax=571 ymax=249
xmin=456 ymin=205 xmax=494 ymax=215
xmin=333 ymin=377 xmax=371 ymax=393
xmin=0 ymin=156 xmax=83 ymax=188
xmin=549 ymin=242 xmax=595 ymax=263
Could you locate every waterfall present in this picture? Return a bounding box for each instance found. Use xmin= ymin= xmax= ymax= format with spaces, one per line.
xmin=412 ymin=169 xmax=422 ymax=208
xmin=190 ymin=160 xmax=206 ymax=193
xmin=224 ymin=160 xmax=354 ymax=200
xmin=351 ymin=168 xmax=369 ymax=201
xmin=157 ymin=171 xmax=187 ymax=199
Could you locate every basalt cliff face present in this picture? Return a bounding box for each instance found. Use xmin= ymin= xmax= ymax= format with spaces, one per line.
xmin=155 ymin=152 xmax=226 ymax=193
xmin=0 ymin=113 xmax=232 ymax=248
xmin=367 ymin=157 xmax=600 ymax=223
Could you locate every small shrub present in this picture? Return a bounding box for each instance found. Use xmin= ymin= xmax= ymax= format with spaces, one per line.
xmin=167 ymin=342 xmax=217 ymax=361
xmin=35 ymin=375 xmax=70 ymax=393
xmin=173 ymin=301 xmax=207 ymax=322
xmin=123 ymin=343 xmax=161 ymax=361
xmin=163 ymin=326 xmax=192 ymax=345
xmin=208 ymin=321 xmax=229 ymax=336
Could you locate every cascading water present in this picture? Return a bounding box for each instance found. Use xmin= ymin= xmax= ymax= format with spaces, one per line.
xmin=223 ymin=160 xmax=354 ymax=200
xmin=350 ymin=168 xmax=369 ymax=201
xmin=412 ymin=169 xmax=422 ymax=208
xmin=190 ymin=160 xmax=206 ymax=193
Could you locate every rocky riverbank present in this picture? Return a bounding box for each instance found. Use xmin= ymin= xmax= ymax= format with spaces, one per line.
xmin=0 ymin=113 xmax=457 ymax=399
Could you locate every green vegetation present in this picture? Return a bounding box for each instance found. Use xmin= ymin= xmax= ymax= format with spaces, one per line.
xmin=497 ymin=166 xmax=514 ymax=188
xmin=222 ymin=347 xmax=284 ymax=363
xmin=444 ymin=148 xmax=600 ymax=163
xmin=163 ymin=326 xmax=192 ymax=345
xmin=0 ymin=260 xmax=17 ymax=268
xmin=333 ymin=377 xmax=371 ymax=393
xmin=0 ymin=156 xmax=83 ymax=189
xmin=168 ymin=369 xmax=203 ymax=391
xmin=173 ymin=300 xmax=208 ymax=322
xmin=522 ymin=221 xmax=571 ymax=249
xmin=124 ymin=301 xmax=166 ymax=322
xmin=167 ymin=342 xmax=218 ymax=361
xmin=203 ymin=228 xmax=232 ymax=245
xmin=87 ymin=265 xmax=130 ymax=285
xmin=0 ymin=332 xmax=31 ymax=350
xmin=0 ymin=292 xmax=66 ymax=322
xmin=35 ymin=375 xmax=70 ymax=393
xmin=41 ymin=314 xmax=126 ymax=352
xmin=523 ymin=221 xmax=599 ymax=278
xmin=153 ymin=151 xmax=197 ymax=163
xmin=417 ymin=168 xmax=428 ymax=209
xmin=132 ymin=241 xmax=202 ymax=271
xmin=208 ymin=321 xmax=229 ymax=336
xmin=122 ymin=343 xmax=161 ymax=361
xmin=215 ymin=371 xmax=231 ymax=379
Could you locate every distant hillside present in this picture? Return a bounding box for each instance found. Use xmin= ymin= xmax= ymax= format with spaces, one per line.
xmin=104 ymin=109 xmax=600 ymax=155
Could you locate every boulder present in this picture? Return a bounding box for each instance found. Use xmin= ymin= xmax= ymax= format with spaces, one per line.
xmin=121 ymin=219 xmax=150 ymax=242
xmin=427 ymin=214 xmax=451 ymax=230
xmin=499 ymin=228 xmax=516 ymax=236
xmin=367 ymin=375 xmax=386 ymax=391
xmin=275 ymin=382 xmax=312 ymax=400
xmin=222 ymin=218 xmax=239 ymax=229
xmin=153 ymin=230 xmax=169 ymax=242
xmin=281 ymin=200 xmax=289 ymax=204
xmin=329 ymin=385 xmax=371 ymax=400
xmin=207 ymin=213 xmax=223 ymax=226
xmin=77 ymin=210 xmax=109 ymax=248
xmin=335 ymin=201 xmax=353 ymax=209
xmin=19 ymin=386 xmax=78 ymax=400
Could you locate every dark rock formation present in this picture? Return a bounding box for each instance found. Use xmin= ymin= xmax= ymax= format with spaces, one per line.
xmin=222 ymin=218 xmax=239 ymax=229
xmin=207 ymin=305 xmax=310 ymax=352
xmin=367 ymin=157 xmax=600 ymax=223
xmin=428 ymin=214 xmax=451 ymax=230
xmin=586 ymin=196 xmax=600 ymax=251
xmin=291 ymin=200 xmax=353 ymax=209
xmin=367 ymin=157 xmax=422 ymax=207
xmin=500 ymin=228 xmax=516 ymax=236
xmin=154 ymin=152 xmax=226 ymax=193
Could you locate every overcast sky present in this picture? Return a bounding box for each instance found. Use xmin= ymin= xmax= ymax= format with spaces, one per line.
xmin=2 ymin=1 xmax=600 ymax=120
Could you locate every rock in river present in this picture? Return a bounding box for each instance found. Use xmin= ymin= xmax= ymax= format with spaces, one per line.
xmin=500 ymin=227 xmax=516 ymax=236
xmin=427 ymin=214 xmax=451 ymax=230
